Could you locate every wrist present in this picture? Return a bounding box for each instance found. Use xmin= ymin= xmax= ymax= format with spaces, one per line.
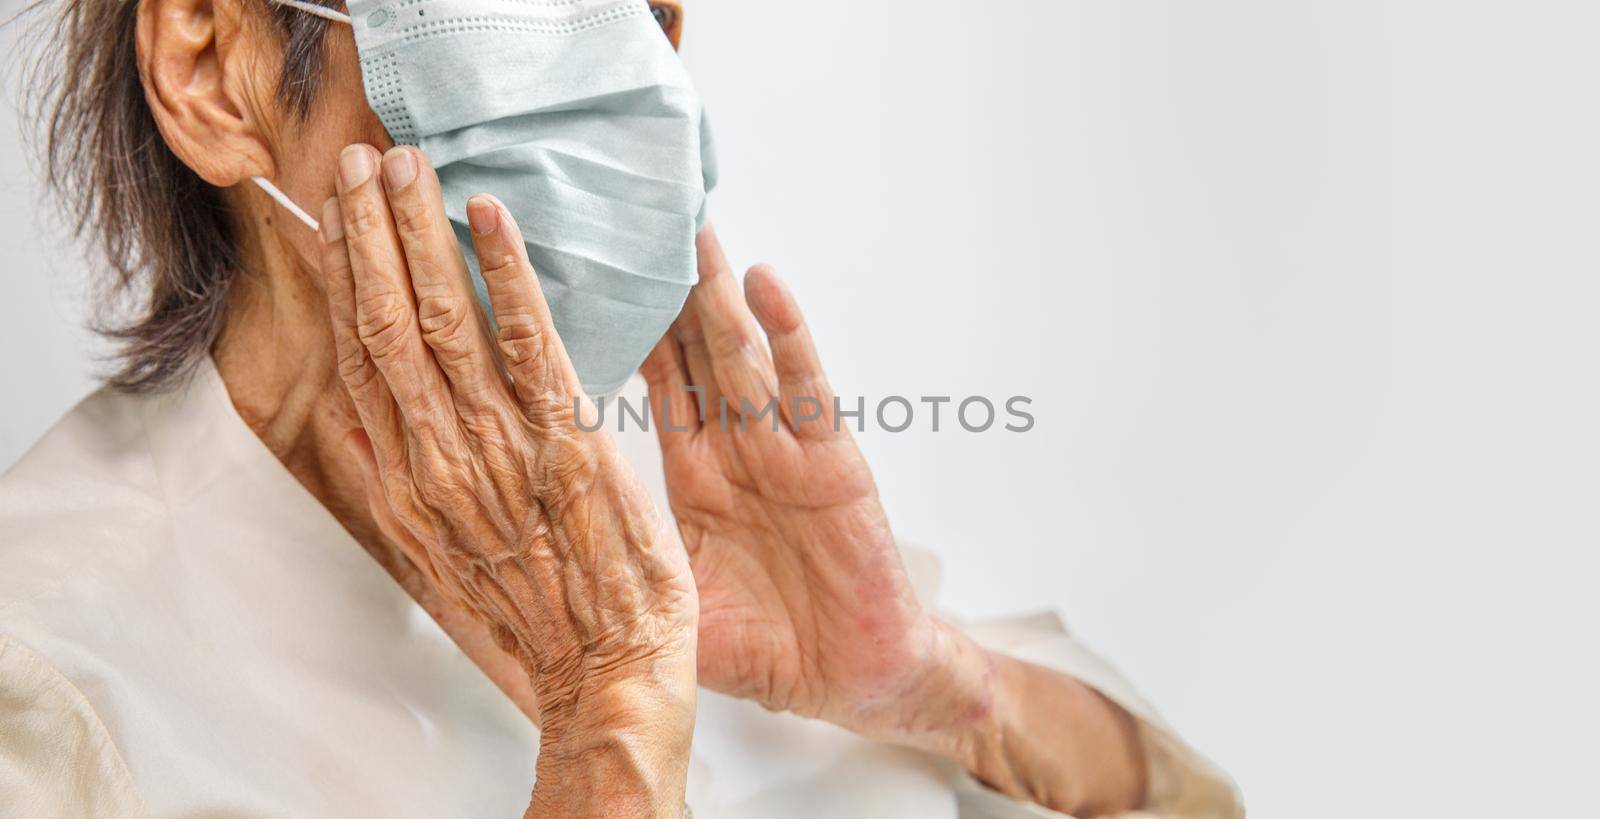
xmin=867 ymin=623 xmax=1146 ymax=816
xmin=953 ymin=653 xmax=1042 ymax=802
xmin=855 ymin=618 xmax=999 ymax=760
xmin=531 ymin=652 xmax=697 ymax=818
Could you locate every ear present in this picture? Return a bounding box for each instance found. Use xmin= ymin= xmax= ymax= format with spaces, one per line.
xmin=650 ymin=0 xmax=684 ymax=50
xmin=136 ymin=0 xmax=274 ymax=187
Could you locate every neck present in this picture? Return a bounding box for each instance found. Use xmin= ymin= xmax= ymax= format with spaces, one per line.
xmin=212 ymin=218 xmax=367 ymax=522
xmin=209 ymin=203 xmax=544 ymax=720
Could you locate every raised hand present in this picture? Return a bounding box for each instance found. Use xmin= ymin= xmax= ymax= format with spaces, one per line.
xmin=642 ymin=229 xmax=1148 ymax=816
xmin=641 ymin=227 xmax=990 ymax=749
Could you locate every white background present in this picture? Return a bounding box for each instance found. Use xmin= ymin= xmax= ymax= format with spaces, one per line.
xmin=4 ymin=1 xmax=1598 ymax=815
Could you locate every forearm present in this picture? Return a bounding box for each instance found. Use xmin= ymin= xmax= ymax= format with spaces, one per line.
xmin=966 ymin=652 xmax=1146 ymax=815
xmin=892 ymin=621 xmax=1147 ymax=817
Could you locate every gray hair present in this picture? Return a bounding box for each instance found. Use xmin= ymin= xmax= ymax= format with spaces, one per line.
xmin=15 ymin=0 xmax=335 ymax=391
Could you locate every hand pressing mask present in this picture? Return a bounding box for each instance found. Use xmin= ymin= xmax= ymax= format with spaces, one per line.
xmin=259 ymin=0 xmax=717 ymax=396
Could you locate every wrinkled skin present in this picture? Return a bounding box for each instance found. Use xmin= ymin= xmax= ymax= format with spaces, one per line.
xmin=322 ymin=146 xmax=1146 ymax=816
xmin=641 ymin=229 xmax=974 ymax=740
xmin=319 ymin=143 xmax=697 ymax=817
xmin=134 ymin=0 xmax=1148 ymax=809
xmin=639 ymin=229 xmax=1149 ymax=816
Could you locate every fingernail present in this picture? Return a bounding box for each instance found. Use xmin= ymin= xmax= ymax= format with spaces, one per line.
xmin=320 ymin=197 xmax=343 ymax=241
xmin=338 ymin=145 xmax=373 ymax=191
xmin=467 ymin=196 xmax=498 ymax=236
xmin=381 ymin=148 xmax=416 ymax=191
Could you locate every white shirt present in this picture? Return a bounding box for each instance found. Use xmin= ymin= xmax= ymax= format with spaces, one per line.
xmin=0 ymin=358 xmax=1240 ymax=818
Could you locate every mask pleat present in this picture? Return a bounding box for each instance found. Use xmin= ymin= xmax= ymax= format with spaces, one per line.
xmin=342 ymin=0 xmax=714 ymax=397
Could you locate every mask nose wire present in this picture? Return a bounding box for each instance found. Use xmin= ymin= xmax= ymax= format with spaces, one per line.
xmin=251 ymin=0 xmax=353 ymax=231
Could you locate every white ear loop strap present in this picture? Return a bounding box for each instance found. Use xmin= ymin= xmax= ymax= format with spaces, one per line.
xmin=251 ymin=176 xmax=323 ymax=232
xmin=250 ymin=0 xmax=352 ymax=231
xmin=267 ymin=0 xmax=352 ymax=25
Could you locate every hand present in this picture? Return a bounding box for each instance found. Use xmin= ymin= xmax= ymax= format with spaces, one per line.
xmin=642 ymin=228 xmax=1148 ymax=816
xmin=319 ymin=143 xmax=697 ymax=817
xmin=641 ymin=227 xmax=986 ymax=746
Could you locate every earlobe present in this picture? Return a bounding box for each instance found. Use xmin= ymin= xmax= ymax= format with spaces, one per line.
xmin=136 ymin=0 xmax=274 ymax=187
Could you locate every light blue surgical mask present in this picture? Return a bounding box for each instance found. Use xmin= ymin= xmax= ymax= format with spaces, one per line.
xmin=257 ymin=0 xmax=716 ymax=396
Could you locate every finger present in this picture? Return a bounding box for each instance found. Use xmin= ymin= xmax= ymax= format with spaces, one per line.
xmin=379 ymin=146 xmax=509 ymax=415
xmin=335 ymin=143 xmax=458 ymax=431
xmin=669 ymin=300 xmax=721 ymax=427
xmin=640 ymin=331 xmax=701 ymax=449
xmin=320 ymin=197 xmax=411 ymax=466
xmin=689 ymin=225 xmax=780 ymax=418
xmin=744 ymin=264 xmax=840 ymax=439
xmin=465 ymin=194 xmax=585 ymax=412
xmin=346 ymin=429 xmax=443 ymax=590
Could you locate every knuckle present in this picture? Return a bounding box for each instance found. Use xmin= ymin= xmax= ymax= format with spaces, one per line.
xmin=525 ymin=388 xmax=578 ymax=425
xmin=479 ymin=252 xmax=524 ymax=284
xmin=335 ymin=340 xmax=377 ymax=387
xmin=389 ymin=196 xmax=433 ymax=236
xmin=709 ymin=326 xmax=756 ymax=359
xmin=496 ymin=318 xmax=547 ymax=372
xmin=416 ymin=292 xmax=472 ymax=350
xmin=356 ymin=293 xmax=414 ymax=360
xmin=735 ymin=336 xmax=765 ymax=365
xmin=342 ymin=197 xmax=388 ymax=239
xmin=516 ymin=385 xmax=590 ymax=447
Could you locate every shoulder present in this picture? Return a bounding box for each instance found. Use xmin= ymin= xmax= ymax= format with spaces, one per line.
xmin=0 ymin=386 xmax=169 ymax=614
xmin=2 ymin=385 xmax=159 ymax=496
xmin=0 ymin=635 xmax=148 ymax=817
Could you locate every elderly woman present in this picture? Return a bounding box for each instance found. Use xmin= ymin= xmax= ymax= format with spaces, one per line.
xmin=0 ymin=0 xmax=1239 ymax=816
